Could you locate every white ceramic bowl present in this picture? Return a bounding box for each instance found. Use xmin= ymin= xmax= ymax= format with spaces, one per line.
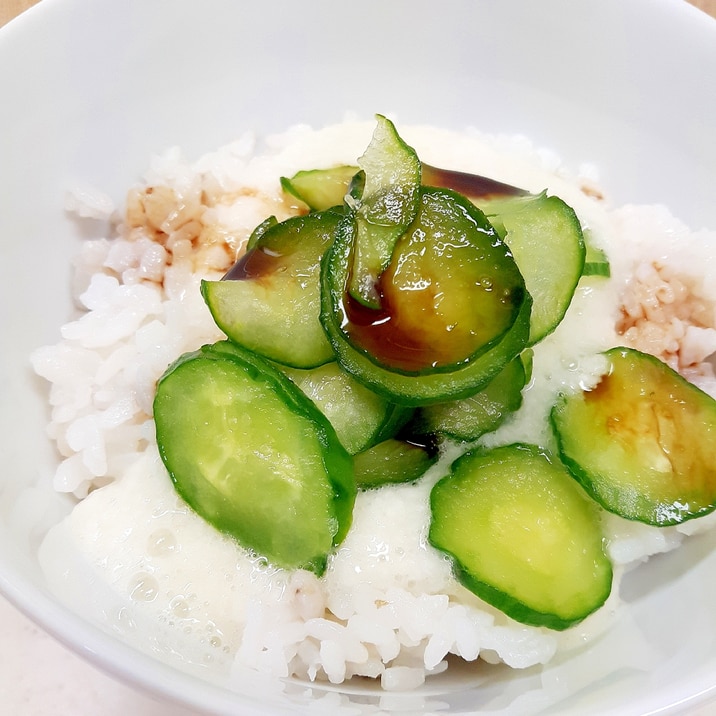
xmin=1 ymin=1 xmax=716 ymax=714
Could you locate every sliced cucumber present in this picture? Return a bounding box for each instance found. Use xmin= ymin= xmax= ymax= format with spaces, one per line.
xmin=429 ymin=443 xmax=612 ymax=630
xmin=153 ymin=342 xmax=356 ymax=575
xmin=410 ymin=355 xmax=527 ymax=442
xmin=280 ymin=160 xmax=527 ymax=217
xmin=280 ymin=165 xmax=358 ymax=211
xmin=552 ymin=346 xmax=716 ymax=526
xmin=202 ymin=209 xmax=340 ymax=368
xmin=282 ymin=361 xmax=412 ymax=455
xmin=479 ymin=192 xmax=586 ymax=344
xmin=354 ymin=438 xmax=438 ymax=490
xmin=348 ymin=114 xmax=421 ymax=308
xmin=321 ymin=187 xmax=531 ymax=405
xmin=582 ymin=234 xmax=611 ymax=277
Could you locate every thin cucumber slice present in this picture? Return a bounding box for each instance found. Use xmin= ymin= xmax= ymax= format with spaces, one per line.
xmin=348 ymin=115 xmax=421 ymax=308
xmin=202 ymin=209 xmax=340 ymax=368
xmin=552 ymin=346 xmax=716 ymax=526
xmin=411 ymin=355 xmax=527 ymax=442
xmin=280 ymin=165 xmax=358 ymax=211
xmin=282 ymin=361 xmax=412 ymax=455
xmin=480 ymin=192 xmax=586 ymax=344
xmin=246 ymin=215 xmax=278 ymax=252
xmin=354 ymin=438 xmax=438 ymax=490
xmin=321 ymin=186 xmax=530 ymax=405
xmin=429 ymin=443 xmax=612 ymax=630
xmin=153 ymin=342 xmax=356 ymax=575
xmin=582 ymin=234 xmax=611 ymax=277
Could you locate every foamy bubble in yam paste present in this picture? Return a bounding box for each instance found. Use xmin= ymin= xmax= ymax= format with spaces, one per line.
xmin=42 ymin=449 xmax=295 ymax=668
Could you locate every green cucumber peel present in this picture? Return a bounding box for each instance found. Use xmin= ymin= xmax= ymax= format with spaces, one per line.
xmin=347 ymin=115 xmax=422 ymax=308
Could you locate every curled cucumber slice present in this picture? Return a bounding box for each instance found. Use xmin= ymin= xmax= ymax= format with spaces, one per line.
xmin=429 ymin=443 xmax=612 ymax=630
xmin=153 ymin=342 xmax=356 ymax=575
xmin=280 ymin=165 xmax=359 ymax=212
xmin=321 ymin=186 xmax=530 ymax=405
xmin=348 ymin=114 xmax=422 ymax=308
xmin=245 ymin=215 xmax=278 ymax=252
xmin=552 ymin=346 xmax=716 ymax=526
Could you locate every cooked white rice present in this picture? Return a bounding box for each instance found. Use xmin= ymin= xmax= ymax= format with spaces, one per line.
xmin=30 ymin=120 xmax=716 ymax=692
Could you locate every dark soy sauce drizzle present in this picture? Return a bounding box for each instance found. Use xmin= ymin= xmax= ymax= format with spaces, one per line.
xmin=422 ymin=164 xmax=528 ymax=200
